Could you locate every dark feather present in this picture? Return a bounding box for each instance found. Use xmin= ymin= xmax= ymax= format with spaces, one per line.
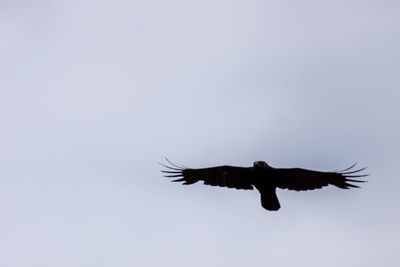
xmin=275 ymin=165 xmax=367 ymax=191
xmin=161 ymin=161 xmax=254 ymax=190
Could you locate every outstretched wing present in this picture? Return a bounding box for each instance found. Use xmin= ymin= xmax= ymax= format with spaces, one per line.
xmin=275 ymin=164 xmax=368 ymax=191
xmin=161 ymin=160 xmax=254 ymax=190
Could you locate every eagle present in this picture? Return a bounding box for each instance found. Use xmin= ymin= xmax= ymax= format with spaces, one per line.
xmin=161 ymin=159 xmax=367 ymax=211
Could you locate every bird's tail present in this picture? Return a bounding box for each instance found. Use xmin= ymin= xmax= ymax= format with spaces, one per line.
xmin=260 ymin=189 xmax=281 ymax=211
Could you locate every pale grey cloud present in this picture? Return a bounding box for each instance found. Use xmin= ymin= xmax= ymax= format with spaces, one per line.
xmin=0 ymin=1 xmax=399 ymax=266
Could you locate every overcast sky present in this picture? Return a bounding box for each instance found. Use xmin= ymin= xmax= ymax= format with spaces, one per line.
xmin=1 ymin=1 xmax=399 ymax=266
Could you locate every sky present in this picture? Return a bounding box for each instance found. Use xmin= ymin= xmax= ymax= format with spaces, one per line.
xmin=1 ymin=0 xmax=399 ymax=266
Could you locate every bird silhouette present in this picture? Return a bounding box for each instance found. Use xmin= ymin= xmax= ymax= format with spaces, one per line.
xmin=161 ymin=159 xmax=367 ymax=211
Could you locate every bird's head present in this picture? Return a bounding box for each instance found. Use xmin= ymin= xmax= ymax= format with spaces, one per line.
xmin=253 ymin=161 xmax=272 ymax=169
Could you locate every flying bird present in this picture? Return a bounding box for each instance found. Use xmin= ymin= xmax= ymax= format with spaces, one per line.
xmin=161 ymin=159 xmax=367 ymax=211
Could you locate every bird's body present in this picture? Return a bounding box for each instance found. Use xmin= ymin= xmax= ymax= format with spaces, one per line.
xmin=161 ymin=159 xmax=367 ymax=211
